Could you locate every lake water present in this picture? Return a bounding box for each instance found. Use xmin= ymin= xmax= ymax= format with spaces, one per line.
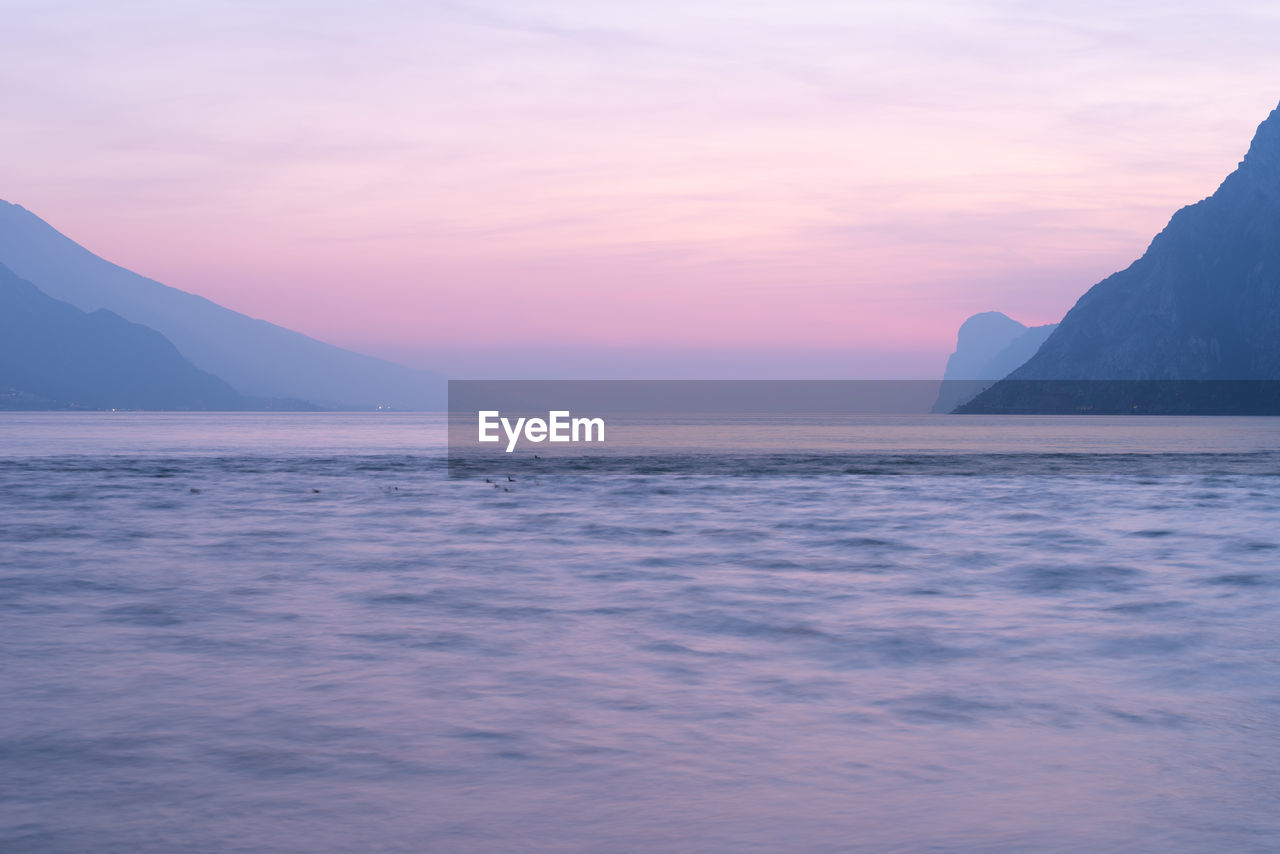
xmin=3 ymin=413 xmax=1280 ymax=853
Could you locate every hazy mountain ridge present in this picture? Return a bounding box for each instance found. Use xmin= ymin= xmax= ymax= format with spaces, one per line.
xmin=0 ymin=201 xmax=444 ymax=410
xmin=0 ymin=262 xmax=250 ymax=410
xmin=960 ymin=100 xmax=1280 ymax=413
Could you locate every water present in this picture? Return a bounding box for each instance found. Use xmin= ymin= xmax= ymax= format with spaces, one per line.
xmin=2 ymin=413 xmax=1280 ymax=853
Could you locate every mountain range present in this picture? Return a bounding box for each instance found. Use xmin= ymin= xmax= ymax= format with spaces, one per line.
xmin=0 ymin=262 xmax=252 ymax=410
xmin=0 ymin=201 xmax=443 ymax=410
xmin=6 ymin=99 xmax=1280 ymax=412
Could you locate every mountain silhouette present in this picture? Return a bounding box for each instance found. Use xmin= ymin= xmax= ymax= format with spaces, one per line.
xmin=961 ymin=100 xmax=1280 ymax=413
xmin=0 ymin=262 xmax=247 ymax=410
xmin=0 ymin=201 xmax=444 ymax=410
xmin=932 ymin=312 xmax=1057 ymax=412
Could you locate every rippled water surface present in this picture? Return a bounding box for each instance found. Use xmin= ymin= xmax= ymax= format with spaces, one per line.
xmin=3 ymin=413 xmax=1280 ymax=853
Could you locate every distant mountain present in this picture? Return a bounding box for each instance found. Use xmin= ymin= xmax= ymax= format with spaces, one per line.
xmin=932 ymin=312 xmax=1057 ymax=412
xmin=0 ymin=201 xmax=444 ymax=410
xmin=982 ymin=323 xmax=1058 ymax=380
xmin=0 ymin=262 xmax=245 ymax=410
xmin=961 ymin=100 xmax=1280 ymax=414
xmin=941 ymin=311 xmax=1028 ymax=379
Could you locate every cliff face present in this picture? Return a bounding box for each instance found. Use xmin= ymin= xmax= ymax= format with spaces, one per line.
xmin=941 ymin=312 xmax=1029 ymax=381
xmin=961 ymin=101 xmax=1280 ymax=413
xmin=932 ymin=312 xmax=1057 ymax=412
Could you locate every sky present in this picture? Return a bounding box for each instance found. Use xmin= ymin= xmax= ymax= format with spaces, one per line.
xmin=3 ymin=0 xmax=1280 ymax=378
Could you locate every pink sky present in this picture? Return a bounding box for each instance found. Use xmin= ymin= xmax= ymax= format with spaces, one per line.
xmin=4 ymin=1 xmax=1280 ymax=377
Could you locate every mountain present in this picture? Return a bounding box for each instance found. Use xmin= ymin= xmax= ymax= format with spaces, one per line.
xmin=941 ymin=311 xmax=1028 ymax=379
xmin=0 ymin=201 xmax=444 ymax=410
xmin=932 ymin=312 xmax=1057 ymax=412
xmin=0 ymin=262 xmax=245 ymax=410
xmin=982 ymin=323 xmax=1058 ymax=380
xmin=960 ymin=100 xmax=1280 ymax=414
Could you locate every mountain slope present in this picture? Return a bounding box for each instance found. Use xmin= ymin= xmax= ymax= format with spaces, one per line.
xmin=960 ymin=100 xmax=1280 ymax=414
xmin=0 ymin=201 xmax=443 ymax=409
xmin=0 ymin=262 xmax=245 ymax=410
xmin=982 ymin=323 xmax=1057 ymax=380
